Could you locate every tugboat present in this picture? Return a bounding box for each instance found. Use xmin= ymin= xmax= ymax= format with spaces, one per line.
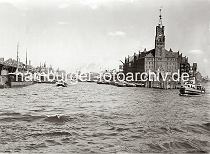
xmin=56 ymin=80 xmax=68 ymax=87
xmin=179 ymin=78 xmax=205 ymax=96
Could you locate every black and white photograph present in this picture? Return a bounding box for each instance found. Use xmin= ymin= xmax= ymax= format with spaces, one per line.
xmin=0 ymin=0 xmax=210 ymax=153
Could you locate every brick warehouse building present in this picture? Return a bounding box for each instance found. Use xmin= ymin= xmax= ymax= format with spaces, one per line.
xmin=122 ymin=9 xmax=195 ymax=88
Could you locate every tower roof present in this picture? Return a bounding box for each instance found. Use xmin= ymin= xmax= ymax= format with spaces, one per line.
xmin=159 ymin=8 xmax=163 ymax=27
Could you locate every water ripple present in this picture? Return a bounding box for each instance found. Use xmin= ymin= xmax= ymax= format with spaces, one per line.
xmin=0 ymin=82 xmax=209 ymax=153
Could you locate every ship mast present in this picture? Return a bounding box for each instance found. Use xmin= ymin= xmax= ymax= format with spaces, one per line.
xmin=25 ymin=48 xmax=28 ymax=71
xmin=16 ymin=42 xmax=19 ymax=72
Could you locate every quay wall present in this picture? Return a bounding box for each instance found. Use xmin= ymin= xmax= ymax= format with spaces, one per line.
xmin=145 ymin=80 xmax=179 ymax=89
xmin=0 ymin=75 xmax=8 ymax=88
xmin=10 ymin=81 xmax=34 ymax=88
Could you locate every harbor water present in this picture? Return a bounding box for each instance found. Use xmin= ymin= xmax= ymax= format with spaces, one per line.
xmin=0 ymin=82 xmax=210 ymax=153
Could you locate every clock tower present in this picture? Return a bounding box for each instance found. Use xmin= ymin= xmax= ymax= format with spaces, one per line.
xmin=155 ymin=8 xmax=165 ymax=57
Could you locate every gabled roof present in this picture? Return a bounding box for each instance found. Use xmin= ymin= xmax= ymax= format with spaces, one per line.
xmin=127 ymin=48 xmax=155 ymax=62
xmin=126 ymin=48 xmax=180 ymax=63
xmin=164 ymin=49 xmax=179 ymax=58
xmin=1 ymin=58 xmax=25 ymax=68
xmin=144 ymin=49 xmax=155 ymax=57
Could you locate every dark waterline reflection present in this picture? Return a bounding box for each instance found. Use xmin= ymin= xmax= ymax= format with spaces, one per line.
xmin=0 ymin=82 xmax=210 ymax=153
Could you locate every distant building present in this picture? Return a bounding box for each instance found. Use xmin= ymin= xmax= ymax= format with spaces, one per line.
xmin=0 ymin=58 xmax=4 ymax=63
xmin=122 ymin=9 xmax=193 ymax=88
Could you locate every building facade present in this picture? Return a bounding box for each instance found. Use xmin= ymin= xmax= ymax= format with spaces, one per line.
xmin=123 ymin=9 xmax=193 ymax=88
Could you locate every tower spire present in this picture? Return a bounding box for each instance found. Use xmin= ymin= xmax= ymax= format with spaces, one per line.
xmin=159 ymin=8 xmax=162 ymax=27
xmin=155 ymin=7 xmax=165 ymax=57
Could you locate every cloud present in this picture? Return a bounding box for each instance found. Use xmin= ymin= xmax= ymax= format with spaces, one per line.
xmin=118 ymin=0 xmax=136 ymax=3
xmin=188 ymin=49 xmax=204 ymax=55
xmin=79 ymin=0 xmax=99 ymax=10
xmin=58 ymin=3 xmax=70 ymax=9
xmin=0 ymin=0 xmax=136 ymax=10
xmin=209 ymin=21 xmax=210 ymax=31
xmin=58 ymin=21 xmax=69 ymax=25
xmin=203 ymin=58 xmax=209 ymax=63
xmin=78 ymin=0 xmax=136 ymax=10
xmin=108 ymin=31 xmax=126 ymax=37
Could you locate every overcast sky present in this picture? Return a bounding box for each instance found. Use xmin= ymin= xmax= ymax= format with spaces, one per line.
xmin=0 ymin=0 xmax=210 ymax=76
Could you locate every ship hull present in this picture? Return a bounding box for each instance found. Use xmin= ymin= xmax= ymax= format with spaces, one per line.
xmin=179 ymin=87 xmax=205 ymax=96
xmin=10 ymin=81 xmax=34 ymax=88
